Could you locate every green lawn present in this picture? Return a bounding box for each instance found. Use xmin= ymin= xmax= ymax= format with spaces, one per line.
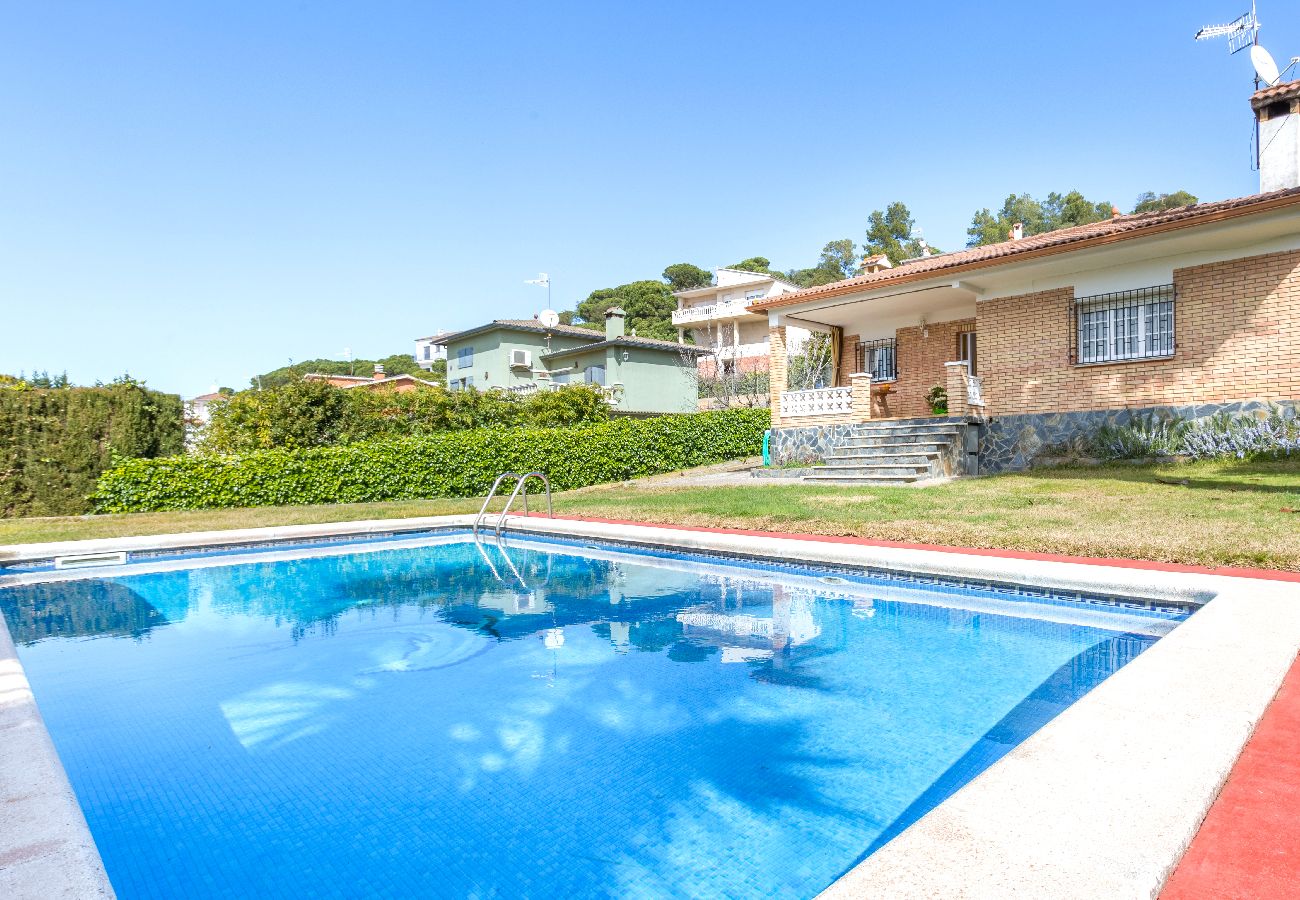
xmin=3 ymin=460 xmax=1298 ymax=571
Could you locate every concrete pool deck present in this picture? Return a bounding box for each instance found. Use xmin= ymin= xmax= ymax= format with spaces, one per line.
xmin=0 ymin=614 xmax=114 ymax=899
xmin=2 ymin=514 xmax=1299 ymax=898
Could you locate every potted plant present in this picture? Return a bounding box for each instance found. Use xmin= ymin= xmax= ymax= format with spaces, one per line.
xmin=926 ymin=386 xmax=948 ymax=415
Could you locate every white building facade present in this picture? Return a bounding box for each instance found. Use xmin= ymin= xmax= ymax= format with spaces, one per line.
xmin=672 ymin=269 xmax=808 ymax=377
xmin=413 ymin=331 xmax=449 ymax=370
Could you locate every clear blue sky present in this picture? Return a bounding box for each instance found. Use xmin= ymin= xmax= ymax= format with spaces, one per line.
xmin=2 ymin=1 xmax=1297 ymax=396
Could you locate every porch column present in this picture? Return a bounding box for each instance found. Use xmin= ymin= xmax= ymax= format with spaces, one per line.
xmin=769 ymin=324 xmax=788 ymax=425
xmin=943 ymin=362 xmax=969 ymax=418
xmin=849 ymin=372 xmax=873 ymax=422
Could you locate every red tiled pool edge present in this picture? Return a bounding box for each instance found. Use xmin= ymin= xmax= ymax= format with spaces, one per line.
xmin=520 ymin=513 xmax=1300 ymax=583
xmin=1161 ymin=651 xmax=1300 ymax=900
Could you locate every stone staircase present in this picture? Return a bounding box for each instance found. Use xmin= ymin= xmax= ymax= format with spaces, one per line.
xmin=802 ymin=419 xmax=965 ymax=486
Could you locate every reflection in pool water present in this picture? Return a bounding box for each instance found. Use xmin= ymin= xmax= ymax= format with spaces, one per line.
xmin=0 ymin=537 xmax=1185 ymax=899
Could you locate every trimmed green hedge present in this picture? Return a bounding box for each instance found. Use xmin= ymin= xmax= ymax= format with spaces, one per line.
xmin=1 ymin=383 xmax=185 ymax=517
xmin=94 ymin=409 xmax=771 ymax=513
xmin=200 ymin=380 xmax=612 ymax=453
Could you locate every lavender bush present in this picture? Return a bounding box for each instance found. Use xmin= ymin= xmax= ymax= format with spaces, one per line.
xmin=1181 ymin=408 xmax=1300 ymax=460
xmin=1088 ymin=417 xmax=1188 ymax=460
xmin=1084 ymin=407 xmax=1299 ymax=462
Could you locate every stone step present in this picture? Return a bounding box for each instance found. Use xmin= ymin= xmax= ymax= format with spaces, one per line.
xmin=849 ymin=419 xmax=961 ymax=432
xmin=802 ymin=473 xmax=922 ymax=485
xmin=825 ymin=452 xmax=939 ymax=467
xmin=846 ymin=427 xmax=960 ymax=438
xmin=836 ymin=438 xmax=956 ymax=452
xmin=850 ymin=414 xmax=961 ymax=425
xmin=811 ymin=463 xmax=930 ymax=478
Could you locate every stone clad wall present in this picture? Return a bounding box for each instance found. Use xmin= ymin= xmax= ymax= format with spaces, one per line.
xmin=768 ymin=423 xmax=860 ymax=465
xmin=977 ymin=399 xmax=1300 ymax=473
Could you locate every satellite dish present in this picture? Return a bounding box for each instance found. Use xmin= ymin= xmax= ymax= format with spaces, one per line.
xmin=538 ymin=309 xmax=560 ymax=328
xmin=1252 ymin=44 xmax=1281 ymax=85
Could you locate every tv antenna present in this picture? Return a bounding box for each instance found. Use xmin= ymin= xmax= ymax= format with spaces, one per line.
xmin=1195 ymin=4 xmax=1298 ymax=86
xmin=525 ymin=272 xmax=552 ymax=307
xmin=1195 ymin=4 xmax=1259 ymax=55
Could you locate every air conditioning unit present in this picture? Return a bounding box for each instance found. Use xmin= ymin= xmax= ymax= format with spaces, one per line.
xmin=510 ymin=349 xmax=532 ymax=368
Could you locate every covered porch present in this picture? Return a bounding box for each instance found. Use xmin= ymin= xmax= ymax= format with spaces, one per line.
xmin=767 ymin=281 xmax=986 ymax=429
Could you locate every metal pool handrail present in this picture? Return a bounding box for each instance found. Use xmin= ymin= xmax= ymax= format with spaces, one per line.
xmin=494 ymin=472 xmax=552 ymax=537
xmin=472 ymin=471 xmax=553 ymax=536
xmin=472 ymin=472 xmax=521 ymax=535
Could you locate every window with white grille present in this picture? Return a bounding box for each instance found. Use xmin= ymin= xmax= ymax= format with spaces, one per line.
xmin=1070 ymin=285 xmax=1175 ymax=365
xmin=854 ymin=338 xmax=897 ymax=381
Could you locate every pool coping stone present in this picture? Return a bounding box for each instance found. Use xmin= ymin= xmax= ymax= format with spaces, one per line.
xmin=0 ymin=615 xmax=115 ymax=898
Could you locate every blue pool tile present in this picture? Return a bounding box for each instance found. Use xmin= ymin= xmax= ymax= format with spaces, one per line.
xmin=0 ymin=537 xmax=1187 ymax=899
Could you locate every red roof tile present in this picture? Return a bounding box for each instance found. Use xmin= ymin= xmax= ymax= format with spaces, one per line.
xmin=1251 ymin=80 xmax=1300 ymax=108
xmin=752 ymin=187 xmax=1300 ymax=311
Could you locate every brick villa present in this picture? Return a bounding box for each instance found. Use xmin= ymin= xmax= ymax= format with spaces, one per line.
xmin=753 ymin=81 xmax=1300 ymax=479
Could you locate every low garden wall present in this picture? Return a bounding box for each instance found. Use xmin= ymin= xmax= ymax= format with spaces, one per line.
xmin=93 ymin=409 xmax=770 ymax=512
xmin=767 ymin=423 xmax=860 ymax=466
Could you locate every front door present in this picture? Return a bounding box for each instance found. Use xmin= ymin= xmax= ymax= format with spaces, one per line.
xmin=956 ymin=330 xmax=977 ymax=374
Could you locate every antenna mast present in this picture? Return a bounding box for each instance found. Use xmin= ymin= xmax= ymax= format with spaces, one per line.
xmin=1195 ymin=3 xmax=1266 ymax=169
xmin=1195 ymin=2 xmax=1259 ymax=56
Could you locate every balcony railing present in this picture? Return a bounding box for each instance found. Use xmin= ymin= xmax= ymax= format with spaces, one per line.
xmin=780 ymin=386 xmax=853 ymax=418
xmin=671 ymin=300 xmax=763 ymax=325
xmin=715 ymin=341 xmax=770 ymax=360
xmin=499 ymin=381 xmax=625 ymax=405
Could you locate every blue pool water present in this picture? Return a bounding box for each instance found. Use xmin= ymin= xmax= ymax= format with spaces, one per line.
xmin=1 ymin=535 xmax=1188 ymax=899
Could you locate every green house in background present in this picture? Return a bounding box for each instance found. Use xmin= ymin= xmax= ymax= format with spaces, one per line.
xmin=431 ymin=308 xmax=708 ymax=415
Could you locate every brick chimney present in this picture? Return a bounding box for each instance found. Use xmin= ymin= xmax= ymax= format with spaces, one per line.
xmin=859 ymin=253 xmax=893 ymax=274
xmin=604 ymin=306 xmax=626 ymax=339
xmin=372 ymin=363 xmax=386 ymax=381
xmin=1252 ymin=81 xmax=1300 ymax=192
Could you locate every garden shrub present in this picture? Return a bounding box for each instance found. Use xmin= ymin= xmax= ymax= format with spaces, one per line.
xmin=94 ymin=408 xmax=771 ymax=513
xmin=1181 ymin=408 xmax=1300 ymax=460
xmin=1083 ymin=407 xmax=1299 ymax=462
xmin=1088 ymin=417 xmax=1188 ymax=460
xmin=0 ymin=381 xmax=184 ymax=516
xmin=200 ymin=382 xmax=611 ymax=452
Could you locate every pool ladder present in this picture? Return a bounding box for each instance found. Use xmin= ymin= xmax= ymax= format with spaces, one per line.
xmin=472 ymin=471 xmax=552 ymax=537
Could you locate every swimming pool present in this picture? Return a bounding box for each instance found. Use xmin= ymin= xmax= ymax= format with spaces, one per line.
xmin=0 ymin=531 xmax=1189 ymax=898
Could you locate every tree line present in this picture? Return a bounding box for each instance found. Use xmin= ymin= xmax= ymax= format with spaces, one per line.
xmin=250 ymin=352 xmax=443 ymax=391
xmin=236 ymin=188 xmax=1200 ymax=388
xmin=555 ymin=189 xmax=1199 ymax=341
